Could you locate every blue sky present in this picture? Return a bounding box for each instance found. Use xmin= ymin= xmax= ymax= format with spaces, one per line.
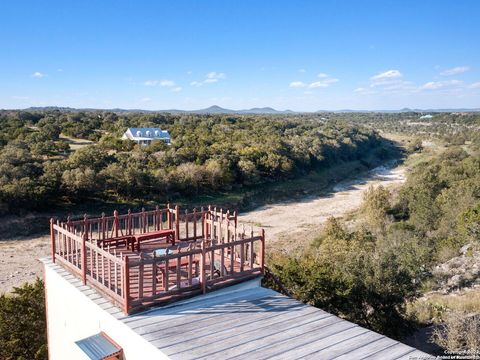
xmin=1 ymin=0 xmax=479 ymax=111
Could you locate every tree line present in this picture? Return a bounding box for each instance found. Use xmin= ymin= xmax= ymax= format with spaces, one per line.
xmin=0 ymin=110 xmax=388 ymax=214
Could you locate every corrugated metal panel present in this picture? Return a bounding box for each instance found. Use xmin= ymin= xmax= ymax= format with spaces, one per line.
xmin=75 ymin=333 xmax=122 ymax=360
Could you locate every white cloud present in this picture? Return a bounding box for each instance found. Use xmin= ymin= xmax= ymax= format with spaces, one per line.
xmin=172 ymin=87 xmax=182 ymax=92
xmin=190 ymin=72 xmax=226 ymax=86
xmin=289 ymin=81 xmax=306 ymax=88
xmin=144 ymin=80 xmax=158 ymax=86
xmin=370 ymin=70 xmax=402 ymax=87
xmin=366 ymin=69 xmax=417 ymax=93
xmin=140 ymin=97 xmax=152 ymax=102
xmin=32 ymin=72 xmax=46 ymax=78
xmin=290 ymin=75 xmax=338 ymax=90
xmin=57 ymin=68 xmax=63 ymax=72
xmin=420 ymin=80 xmax=463 ymax=90
xmin=317 ymin=73 xmax=329 ymax=78
xmin=206 ymin=71 xmax=226 ymax=80
xmin=371 ymin=69 xmax=402 ymax=81
xmin=144 ymin=79 xmax=175 ymax=87
xmin=440 ymin=66 xmax=470 ymax=76
xmin=354 ymin=87 xmax=376 ymax=95
xmin=308 ymin=81 xmax=329 ymax=89
xmin=159 ymin=80 xmax=175 ymax=87
xmin=469 ymin=82 xmax=480 ymax=89
xmin=298 ymin=69 xmax=306 ymax=73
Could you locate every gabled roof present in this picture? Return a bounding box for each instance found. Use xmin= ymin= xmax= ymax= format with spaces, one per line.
xmin=126 ymin=127 xmax=170 ymax=140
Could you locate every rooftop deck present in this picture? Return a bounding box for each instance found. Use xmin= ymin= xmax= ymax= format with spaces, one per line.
xmin=43 ymin=259 xmax=430 ymax=360
xmin=50 ymin=205 xmax=265 ymax=314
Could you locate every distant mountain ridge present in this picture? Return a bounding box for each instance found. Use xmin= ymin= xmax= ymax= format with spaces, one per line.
xmin=15 ymin=105 xmax=480 ymax=114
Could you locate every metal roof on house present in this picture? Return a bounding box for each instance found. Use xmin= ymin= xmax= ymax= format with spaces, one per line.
xmin=126 ymin=127 xmax=170 ymax=140
xmin=75 ymin=332 xmax=122 ymax=360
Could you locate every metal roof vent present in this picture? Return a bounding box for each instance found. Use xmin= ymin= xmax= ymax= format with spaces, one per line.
xmin=75 ymin=332 xmax=123 ymax=360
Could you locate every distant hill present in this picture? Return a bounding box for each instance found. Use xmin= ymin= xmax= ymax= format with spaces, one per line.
xmin=192 ymin=105 xmax=295 ymax=114
xmin=16 ymin=106 xmax=480 ymax=114
xmin=317 ymin=108 xmax=480 ymax=113
xmin=21 ymin=105 xmax=296 ymax=115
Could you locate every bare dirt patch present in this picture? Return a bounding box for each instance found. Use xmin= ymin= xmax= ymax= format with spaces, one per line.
xmin=0 ymin=164 xmax=406 ymax=293
xmin=59 ymin=134 xmax=94 ymax=150
xmin=0 ymin=236 xmax=50 ymax=293
xmin=238 ymin=165 xmax=406 ymax=253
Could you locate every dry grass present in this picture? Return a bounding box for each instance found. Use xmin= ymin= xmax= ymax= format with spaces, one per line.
xmin=59 ymin=134 xmax=94 ymax=150
xmin=408 ymin=288 xmax=480 ymax=324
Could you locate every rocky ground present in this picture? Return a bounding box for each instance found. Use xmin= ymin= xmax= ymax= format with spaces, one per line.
xmin=432 ymin=244 xmax=480 ymax=293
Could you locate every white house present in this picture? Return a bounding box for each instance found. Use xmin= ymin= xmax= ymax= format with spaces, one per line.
xmin=122 ymin=127 xmax=171 ymax=146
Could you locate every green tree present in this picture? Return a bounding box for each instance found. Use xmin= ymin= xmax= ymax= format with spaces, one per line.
xmin=0 ymin=279 xmax=47 ymax=360
xmin=362 ymin=185 xmax=391 ymax=232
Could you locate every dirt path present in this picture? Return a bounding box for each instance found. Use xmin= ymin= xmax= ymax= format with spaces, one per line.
xmin=0 ymin=236 xmax=50 ymax=293
xmin=238 ymin=164 xmax=406 ymax=252
xmin=0 ymin=164 xmax=406 ymax=293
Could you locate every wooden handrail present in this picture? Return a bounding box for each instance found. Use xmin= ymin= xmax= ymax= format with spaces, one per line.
xmin=51 ymin=205 xmax=264 ymax=314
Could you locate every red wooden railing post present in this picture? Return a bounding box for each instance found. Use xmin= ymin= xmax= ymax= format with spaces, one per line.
xmin=200 ymin=240 xmax=206 ymax=294
xmin=101 ymin=212 xmax=106 ymax=240
xmin=175 ymin=205 xmax=180 ymax=244
xmin=193 ymin=208 xmax=197 ymax=240
xmin=127 ymin=209 xmax=132 ymax=235
xmin=82 ymin=232 xmax=87 ymax=285
xmin=260 ymin=228 xmax=265 ymax=274
xmin=167 ymin=203 xmax=172 ymax=229
xmin=50 ymin=218 xmax=56 ymax=263
xmin=114 ymin=210 xmax=119 ymax=238
xmin=83 ymin=213 xmax=88 ymax=239
xmin=141 ymin=207 xmax=146 ymax=233
xmin=123 ymin=256 xmax=130 ymax=314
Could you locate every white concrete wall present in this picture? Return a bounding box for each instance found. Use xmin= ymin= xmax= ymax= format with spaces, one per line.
xmin=44 ymin=264 xmax=169 ymax=360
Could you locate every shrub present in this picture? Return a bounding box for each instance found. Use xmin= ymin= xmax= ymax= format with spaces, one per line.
xmin=0 ymin=279 xmax=47 ymax=360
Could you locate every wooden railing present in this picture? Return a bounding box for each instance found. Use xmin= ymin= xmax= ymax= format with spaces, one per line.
xmin=51 ymin=222 xmax=127 ymax=309
xmin=50 ymin=205 xmax=263 ymax=314
xmin=62 ymin=205 xmax=218 ymax=244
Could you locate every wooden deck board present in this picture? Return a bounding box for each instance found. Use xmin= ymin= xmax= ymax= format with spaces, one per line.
xmin=44 ymin=259 xmax=428 ymax=360
xmin=285 ymin=329 xmax=384 ymax=359
xmin=150 ymin=303 xmax=320 ymax=350
xmin=124 ymin=286 xmax=273 ymax=327
xmin=121 ymin=282 xmax=429 ymax=360
xmin=224 ymin=321 xmax=360 ymax=360
xmin=140 ymin=294 xmax=303 ymax=337
xmin=334 ymin=336 xmax=400 ymax=359
xmin=362 ymin=342 xmax=418 ymax=360
xmin=158 ymin=307 xmax=332 ymax=355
